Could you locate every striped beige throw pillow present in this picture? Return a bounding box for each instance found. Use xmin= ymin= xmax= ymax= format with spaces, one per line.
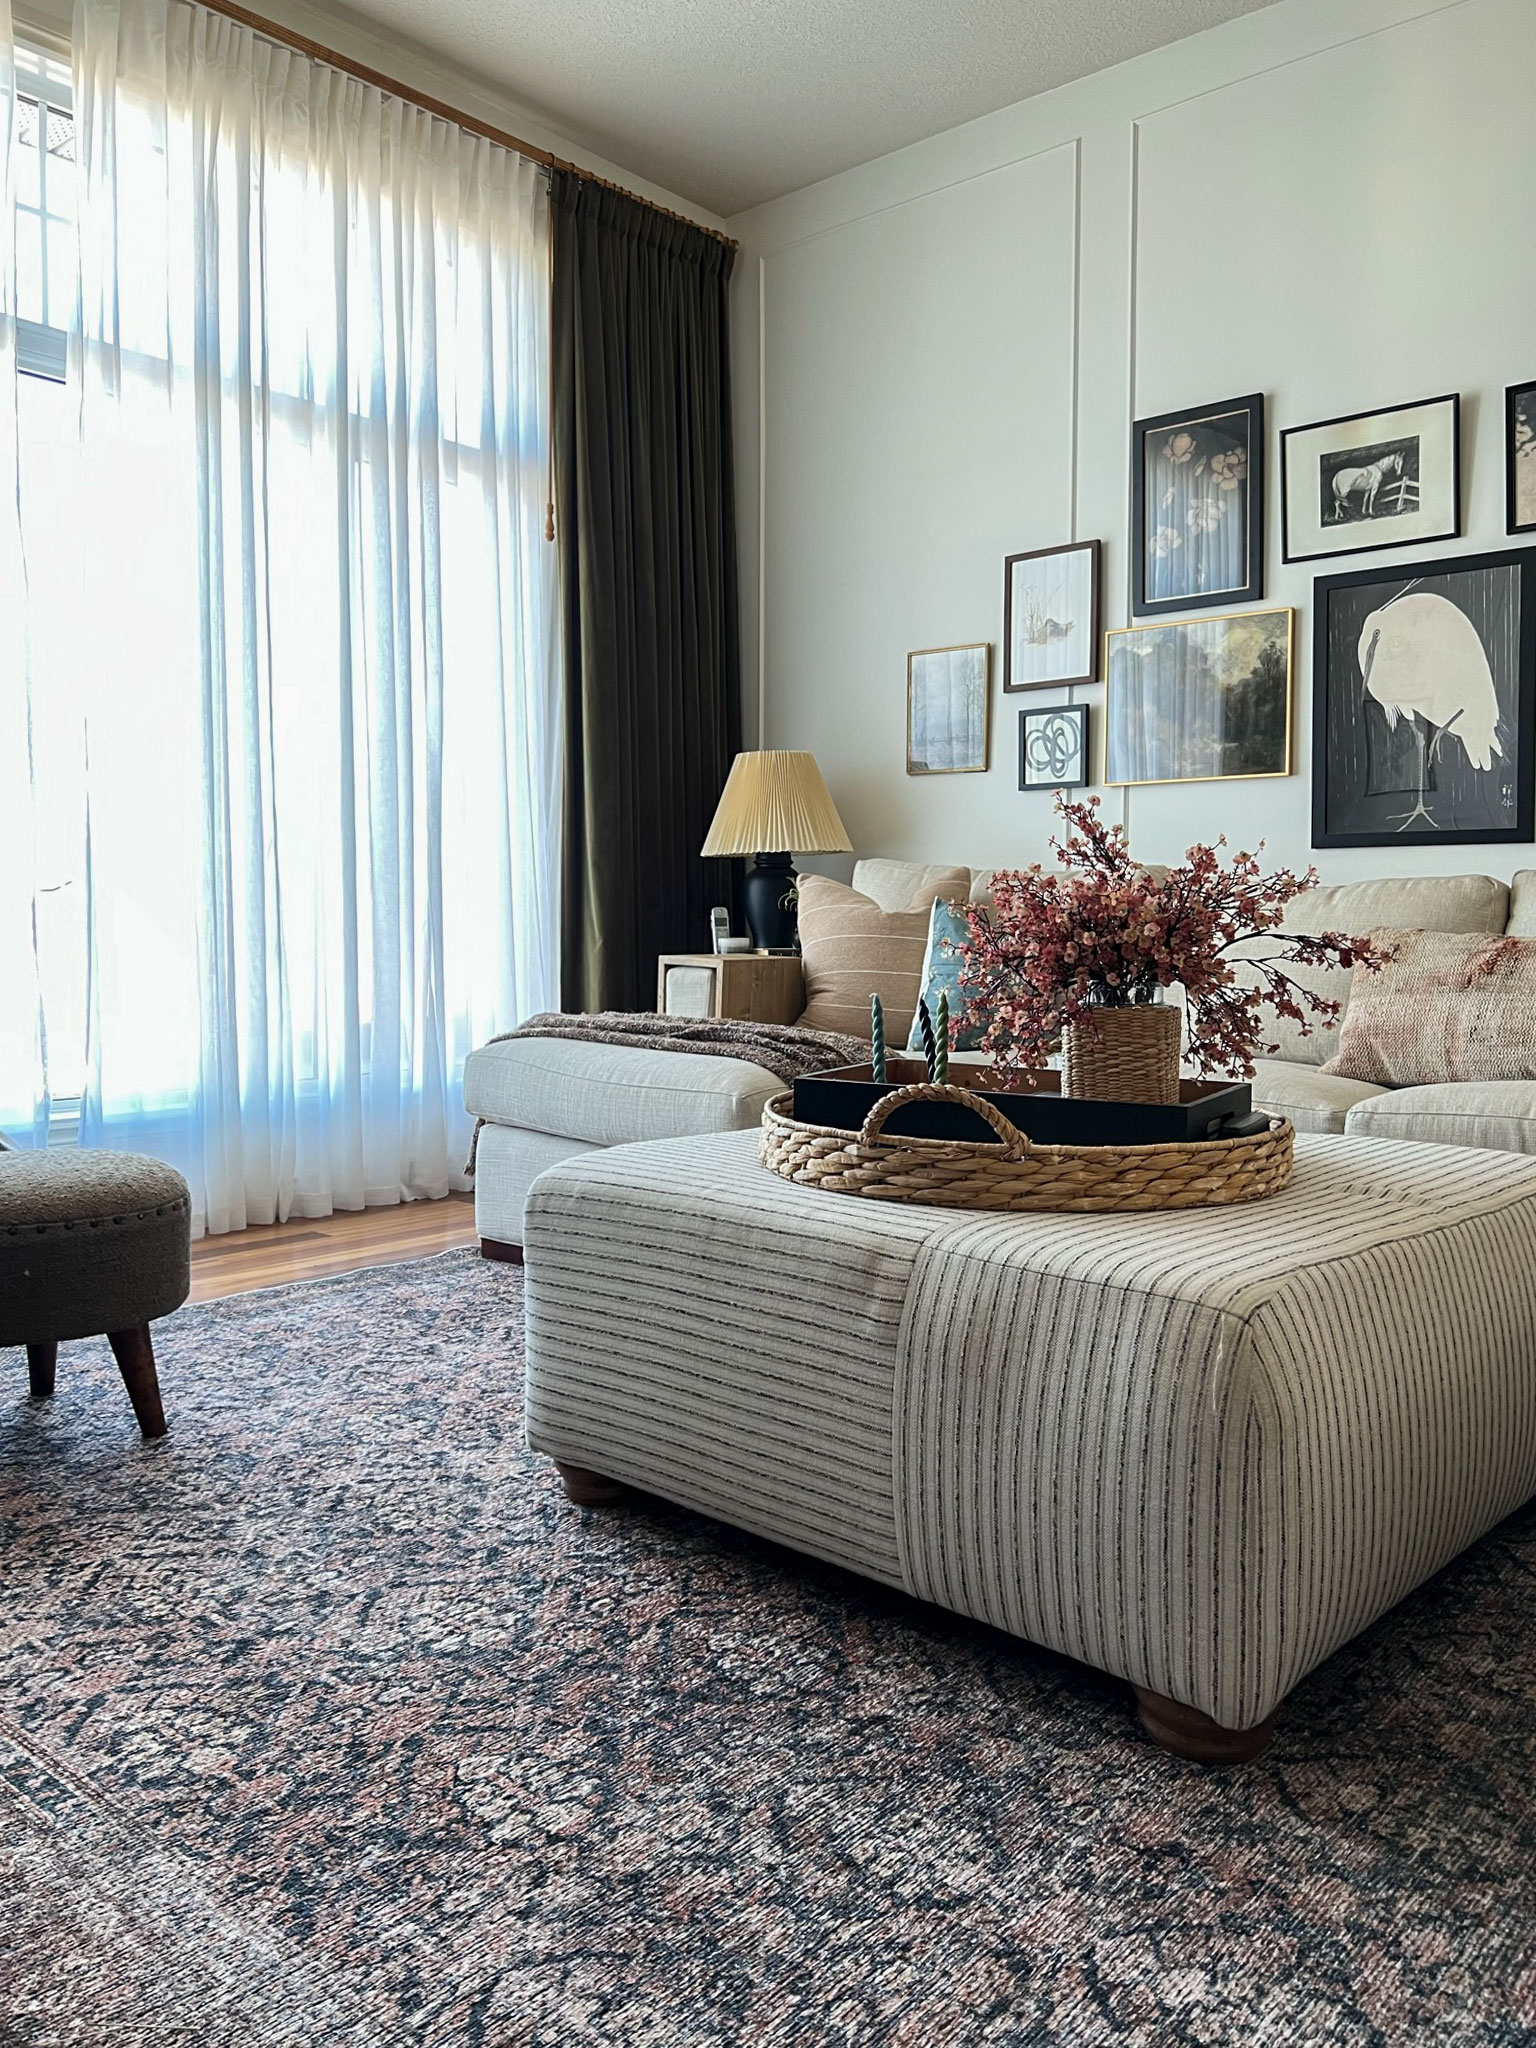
xmin=797 ymin=870 xmax=969 ymax=1042
xmin=1321 ymin=927 xmax=1536 ymax=1085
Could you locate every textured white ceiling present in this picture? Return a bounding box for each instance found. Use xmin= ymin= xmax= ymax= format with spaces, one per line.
xmin=329 ymin=0 xmax=1281 ymax=216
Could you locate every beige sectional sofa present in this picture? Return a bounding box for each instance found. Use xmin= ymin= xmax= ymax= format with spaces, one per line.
xmin=855 ymin=859 xmax=1536 ymax=1148
xmin=463 ymin=857 xmax=1536 ymax=1250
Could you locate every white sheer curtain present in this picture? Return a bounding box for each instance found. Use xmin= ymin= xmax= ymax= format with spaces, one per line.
xmin=0 ymin=0 xmax=50 ymax=1148
xmin=36 ymin=0 xmax=559 ymax=1231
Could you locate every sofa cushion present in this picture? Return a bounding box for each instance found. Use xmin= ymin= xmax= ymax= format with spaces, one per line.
xmin=905 ymin=897 xmax=990 ymax=1052
xmin=463 ymin=1038 xmax=782 ymax=1147
xmin=1247 ymin=1058 xmax=1392 ymax=1136
xmin=797 ymin=870 xmax=967 ymax=1041
xmin=1323 ymin=929 xmax=1536 ymax=1086
xmin=851 ymin=858 xmax=973 ymax=913
xmin=1231 ymin=873 xmax=1511 ymax=1068
xmin=1505 ymin=871 xmax=1536 ymax=937
xmin=1344 ymin=1081 xmax=1536 ymax=1153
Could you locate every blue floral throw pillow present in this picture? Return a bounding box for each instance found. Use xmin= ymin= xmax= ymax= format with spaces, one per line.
xmin=905 ymin=897 xmax=990 ymax=1052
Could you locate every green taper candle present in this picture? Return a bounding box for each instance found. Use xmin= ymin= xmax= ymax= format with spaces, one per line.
xmin=870 ymin=993 xmax=887 ymax=1083
xmin=918 ymin=998 xmax=937 ymax=1080
xmin=934 ymin=990 xmax=950 ymax=1084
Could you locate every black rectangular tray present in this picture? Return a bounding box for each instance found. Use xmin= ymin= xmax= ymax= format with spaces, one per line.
xmin=792 ymin=1059 xmax=1254 ymax=1147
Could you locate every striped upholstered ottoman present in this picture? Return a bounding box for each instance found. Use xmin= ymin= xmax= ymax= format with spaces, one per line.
xmin=521 ymin=1127 xmax=1536 ymax=1762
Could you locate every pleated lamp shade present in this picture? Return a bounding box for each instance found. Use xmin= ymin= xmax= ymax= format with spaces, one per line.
xmin=700 ymin=751 xmax=853 ymax=857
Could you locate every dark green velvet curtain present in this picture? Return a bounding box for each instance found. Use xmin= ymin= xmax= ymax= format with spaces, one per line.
xmin=550 ymin=171 xmax=741 ymax=1013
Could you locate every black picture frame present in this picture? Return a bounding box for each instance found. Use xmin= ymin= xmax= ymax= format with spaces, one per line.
xmin=1018 ymin=702 xmax=1089 ymax=792
xmin=1282 ymin=393 xmax=1460 ymax=565
xmin=1003 ymin=539 xmax=1100 ymax=691
xmin=1130 ymin=393 xmax=1264 ymax=618
xmin=1312 ymin=547 xmax=1536 ymax=848
xmin=1508 ymin=381 xmax=1536 ymax=535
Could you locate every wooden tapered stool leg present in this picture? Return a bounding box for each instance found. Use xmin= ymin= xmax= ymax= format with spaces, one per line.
xmin=26 ymin=1342 xmax=57 ymax=1398
xmin=107 ymin=1324 xmax=168 ymax=1440
xmin=554 ymin=1460 xmax=630 ymax=1506
xmin=1133 ymin=1685 xmax=1276 ymax=1764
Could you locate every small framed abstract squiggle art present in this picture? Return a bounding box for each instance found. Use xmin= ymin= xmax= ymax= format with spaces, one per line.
xmin=1019 ymin=702 xmax=1089 ymax=792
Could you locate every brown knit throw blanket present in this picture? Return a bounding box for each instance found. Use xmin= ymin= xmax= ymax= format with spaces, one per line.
xmin=465 ymin=1013 xmax=867 ymax=1173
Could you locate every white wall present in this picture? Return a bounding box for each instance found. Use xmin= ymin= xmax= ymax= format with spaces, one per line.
xmin=729 ymin=0 xmax=1536 ymax=885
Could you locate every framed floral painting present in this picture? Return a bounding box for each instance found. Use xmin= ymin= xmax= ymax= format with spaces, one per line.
xmin=1130 ymin=393 xmax=1265 ymax=617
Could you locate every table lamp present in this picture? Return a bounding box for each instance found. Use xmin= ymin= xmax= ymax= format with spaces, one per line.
xmin=701 ymin=750 xmax=853 ymax=950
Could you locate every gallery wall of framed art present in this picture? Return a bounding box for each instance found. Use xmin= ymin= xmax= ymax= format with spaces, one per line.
xmin=894 ymin=356 xmax=1536 ymax=861
xmin=746 ymin=0 xmax=1536 ymax=880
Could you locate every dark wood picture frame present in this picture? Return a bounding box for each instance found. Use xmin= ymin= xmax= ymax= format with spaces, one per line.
xmin=1508 ymin=381 xmax=1536 ymax=535
xmin=1130 ymin=393 xmax=1264 ymax=618
xmin=1282 ymin=392 xmax=1461 ymax=565
xmin=1018 ymin=702 xmax=1089 ymax=792
xmin=1311 ymin=546 xmax=1536 ymax=848
xmin=1003 ymin=538 xmax=1100 ymax=692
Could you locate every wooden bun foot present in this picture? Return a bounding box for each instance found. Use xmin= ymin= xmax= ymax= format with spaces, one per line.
xmin=554 ymin=1460 xmax=631 ymax=1506
xmin=1134 ymin=1685 xmax=1276 ymax=1764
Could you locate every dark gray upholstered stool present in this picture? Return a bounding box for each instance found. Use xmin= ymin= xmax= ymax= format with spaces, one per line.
xmin=0 ymin=1146 xmax=192 ymax=1438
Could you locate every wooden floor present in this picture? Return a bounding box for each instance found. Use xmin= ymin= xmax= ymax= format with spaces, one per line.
xmin=189 ymin=1195 xmax=479 ymax=1302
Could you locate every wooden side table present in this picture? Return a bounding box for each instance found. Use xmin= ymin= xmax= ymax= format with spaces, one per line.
xmin=656 ymin=952 xmax=804 ymax=1024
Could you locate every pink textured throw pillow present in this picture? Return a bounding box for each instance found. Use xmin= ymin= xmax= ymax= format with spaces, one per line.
xmin=1321 ymin=928 xmax=1536 ymax=1086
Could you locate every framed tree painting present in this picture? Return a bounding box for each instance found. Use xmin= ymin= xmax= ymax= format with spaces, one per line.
xmin=1003 ymin=539 xmax=1100 ymax=691
xmin=1508 ymin=382 xmax=1536 ymax=534
xmin=1312 ymin=548 xmax=1536 ymax=847
xmin=907 ymin=643 xmax=990 ymax=775
xmin=1019 ymin=702 xmax=1089 ymax=792
xmin=1131 ymin=394 xmax=1264 ymax=617
xmin=1104 ymin=609 xmax=1292 ymax=787
xmin=1282 ymin=393 xmax=1460 ymax=563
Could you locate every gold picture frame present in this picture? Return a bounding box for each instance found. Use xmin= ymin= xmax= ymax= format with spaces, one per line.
xmin=906 ymin=643 xmax=991 ymax=775
xmin=1103 ymin=607 xmax=1294 ymax=788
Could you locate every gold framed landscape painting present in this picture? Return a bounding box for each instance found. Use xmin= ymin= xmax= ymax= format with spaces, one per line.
xmin=907 ymin=643 xmax=991 ymax=774
xmin=1104 ymin=608 xmax=1294 ymax=787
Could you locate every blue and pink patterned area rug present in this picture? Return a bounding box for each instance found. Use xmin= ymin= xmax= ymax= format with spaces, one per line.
xmin=2 ymin=1248 xmax=1534 ymax=2047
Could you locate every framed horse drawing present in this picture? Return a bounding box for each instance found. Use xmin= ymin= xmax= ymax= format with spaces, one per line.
xmin=1282 ymin=393 xmax=1460 ymax=563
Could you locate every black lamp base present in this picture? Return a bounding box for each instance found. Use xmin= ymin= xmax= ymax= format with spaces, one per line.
xmin=741 ymin=852 xmax=798 ymax=951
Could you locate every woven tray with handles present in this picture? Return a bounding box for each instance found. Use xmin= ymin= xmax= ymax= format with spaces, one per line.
xmin=760 ymin=1082 xmax=1294 ymax=1214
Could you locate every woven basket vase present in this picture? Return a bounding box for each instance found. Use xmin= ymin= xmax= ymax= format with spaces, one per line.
xmin=760 ymin=1083 xmax=1294 ymax=1215
xmin=1060 ymin=1001 xmax=1181 ymax=1105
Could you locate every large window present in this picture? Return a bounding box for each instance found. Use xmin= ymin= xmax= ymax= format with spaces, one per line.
xmin=12 ymin=38 xmax=86 ymax=1124
xmin=2 ymin=4 xmax=559 ymax=1231
xmin=14 ymin=39 xmax=72 ymax=373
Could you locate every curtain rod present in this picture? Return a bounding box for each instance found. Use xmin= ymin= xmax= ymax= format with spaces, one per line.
xmin=194 ymin=0 xmax=739 ymax=250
